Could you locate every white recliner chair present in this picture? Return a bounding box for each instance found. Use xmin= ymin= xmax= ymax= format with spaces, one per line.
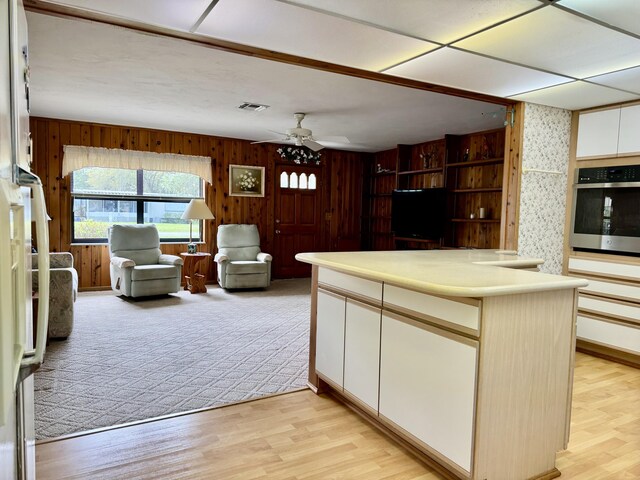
xmin=214 ymin=224 xmax=272 ymax=289
xmin=108 ymin=224 xmax=183 ymax=297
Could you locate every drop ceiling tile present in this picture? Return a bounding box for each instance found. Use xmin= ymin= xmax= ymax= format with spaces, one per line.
xmin=558 ymin=0 xmax=640 ymax=36
xmin=386 ymin=48 xmax=571 ymax=98
xmin=196 ymin=0 xmax=438 ymax=71
xmin=454 ymin=7 xmax=640 ymax=79
xmin=509 ymin=81 xmax=640 ymax=111
xmin=587 ymin=67 xmax=640 ymax=95
xmin=283 ymin=0 xmax=542 ymax=44
xmin=41 ymin=0 xmax=212 ymax=31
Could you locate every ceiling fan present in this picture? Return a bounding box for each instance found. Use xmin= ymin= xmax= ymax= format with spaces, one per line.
xmin=252 ymin=113 xmax=349 ymax=152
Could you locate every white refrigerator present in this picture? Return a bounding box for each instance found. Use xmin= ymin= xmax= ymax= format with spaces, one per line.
xmin=1 ymin=0 xmax=50 ymax=478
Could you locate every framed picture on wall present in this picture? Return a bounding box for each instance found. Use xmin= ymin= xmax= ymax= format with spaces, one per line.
xmin=229 ymin=165 xmax=265 ymax=197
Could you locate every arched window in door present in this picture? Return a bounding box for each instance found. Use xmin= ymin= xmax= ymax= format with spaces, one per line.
xmin=280 ymin=171 xmax=289 ymax=188
xmin=290 ymin=172 xmax=299 ymax=189
xmin=308 ymin=174 xmax=317 ymax=190
xmin=299 ymin=173 xmax=308 ymax=189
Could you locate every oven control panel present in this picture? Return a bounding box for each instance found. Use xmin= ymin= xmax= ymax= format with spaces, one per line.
xmin=577 ymin=165 xmax=640 ymax=184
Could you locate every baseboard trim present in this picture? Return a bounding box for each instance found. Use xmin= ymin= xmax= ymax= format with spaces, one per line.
xmin=530 ymin=467 xmax=561 ymax=480
xmin=577 ymin=339 xmax=640 ymax=368
xmin=325 ymin=389 xmax=460 ymax=480
xmin=36 ymin=387 xmax=309 ymax=445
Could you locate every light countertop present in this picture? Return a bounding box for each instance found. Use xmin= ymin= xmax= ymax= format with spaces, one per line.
xmin=295 ymin=250 xmax=588 ymax=297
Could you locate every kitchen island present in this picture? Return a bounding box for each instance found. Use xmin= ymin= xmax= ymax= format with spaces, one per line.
xmin=295 ymin=250 xmax=587 ymax=480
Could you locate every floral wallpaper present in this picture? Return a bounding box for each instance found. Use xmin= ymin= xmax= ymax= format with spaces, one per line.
xmin=518 ymin=103 xmax=572 ymax=274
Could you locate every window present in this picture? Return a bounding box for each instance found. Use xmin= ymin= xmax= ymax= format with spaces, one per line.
xmin=280 ymin=171 xmax=289 ymax=188
xmin=290 ymin=172 xmax=299 ymax=189
xmin=278 ymin=171 xmax=317 ymax=190
xmin=71 ymin=167 xmax=203 ymax=243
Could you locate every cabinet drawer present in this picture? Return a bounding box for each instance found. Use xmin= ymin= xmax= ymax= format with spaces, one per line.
xmin=383 ymin=284 xmax=480 ymax=334
xmin=577 ymin=278 xmax=640 ymax=304
xmin=318 ymin=268 xmax=382 ymax=304
xmin=578 ymin=295 xmax=640 ymax=325
xmin=577 ymin=315 xmax=640 ymax=354
xmin=568 ymin=257 xmax=640 ymax=283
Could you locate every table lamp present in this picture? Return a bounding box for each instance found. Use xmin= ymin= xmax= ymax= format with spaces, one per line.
xmin=181 ymin=199 xmax=214 ymax=253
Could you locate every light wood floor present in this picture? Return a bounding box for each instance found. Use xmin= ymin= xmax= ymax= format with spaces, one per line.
xmin=36 ymin=353 xmax=640 ymax=480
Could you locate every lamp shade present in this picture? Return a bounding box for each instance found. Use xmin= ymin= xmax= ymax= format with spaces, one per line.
xmin=181 ymin=199 xmax=215 ymax=220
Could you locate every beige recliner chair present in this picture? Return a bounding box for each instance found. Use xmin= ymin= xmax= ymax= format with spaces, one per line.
xmin=108 ymin=224 xmax=183 ymax=297
xmin=214 ymin=224 xmax=272 ymax=289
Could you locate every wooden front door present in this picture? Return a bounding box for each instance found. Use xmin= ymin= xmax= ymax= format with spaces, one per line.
xmin=273 ymin=164 xmax=322 ymax=278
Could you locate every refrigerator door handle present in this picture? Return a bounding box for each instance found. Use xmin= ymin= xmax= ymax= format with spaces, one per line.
xmin=17 ymin=168 xmax=49 ymax=382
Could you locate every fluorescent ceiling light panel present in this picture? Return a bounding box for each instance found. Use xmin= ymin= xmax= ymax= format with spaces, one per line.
xmin=41 ymin=0 xmax=213 ymax=31
xmin=510 ymin=81 xmax=640 ymax=111
xmin=454 ymin=7 xmax=640 ymax=79
xmin=283 ymin=0 xmax=542 ymax=44
xmin=386 ymin=48 xmax=570 ymax=98
xmin=587 ymin=67 xmax=640 ymax=95
xmin=196 ymin=0 xmax=438 ymax=71
xmin=558 ymin=0 xmax=640 ymax=36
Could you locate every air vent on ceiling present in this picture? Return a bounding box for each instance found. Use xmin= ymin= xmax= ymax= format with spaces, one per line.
xmin=237 ymin=102 xmax=270 ymax=112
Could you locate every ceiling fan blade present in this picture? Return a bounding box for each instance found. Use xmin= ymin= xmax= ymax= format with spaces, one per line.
xmin=315 ymin=135 xmax=350 ymax=144
xmin=267 ymin=129 xmax=288 ymax=136
xmin=302 ymin=139 xmax=325 ymax=152
xmin=250 ymin=138 xmax=282 ymax=144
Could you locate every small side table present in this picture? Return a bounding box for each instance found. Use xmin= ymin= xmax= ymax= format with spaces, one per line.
xmin=180 ymin=252 xmax=211 ymax=294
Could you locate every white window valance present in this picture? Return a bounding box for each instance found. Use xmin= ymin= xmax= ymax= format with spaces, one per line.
xmin=62 ymin=145 xmax=213 ymax=184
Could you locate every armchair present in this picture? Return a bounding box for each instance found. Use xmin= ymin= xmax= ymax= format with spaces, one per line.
xmin=108 ymin=224 xmax=183 ymax=298
xmin=32 ymin=252 xmax=78 ymax=340
xmin=215 ymin=224 xmax=272 ymax=289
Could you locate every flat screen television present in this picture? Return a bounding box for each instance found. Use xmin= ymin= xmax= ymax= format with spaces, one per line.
xmin=391 ymin=188 xmax=446 ymax=240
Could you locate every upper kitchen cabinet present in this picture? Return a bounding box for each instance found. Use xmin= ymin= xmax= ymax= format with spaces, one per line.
xmin=618 ymin=104 xmax=640 ymax=155
xmin=576 ymin=104 xmax=640 ymax=159
xmin=576 ymin=108 xmax=620 ymax=159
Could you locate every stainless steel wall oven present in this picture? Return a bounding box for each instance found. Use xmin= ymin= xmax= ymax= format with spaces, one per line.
xmin=571 ymin=165 xmax=640 ymax=255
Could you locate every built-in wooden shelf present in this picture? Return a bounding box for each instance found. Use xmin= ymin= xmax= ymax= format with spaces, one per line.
xmin=451 ymin=187 xmax=502 ymax=193
xmin=450 ymin=218 xmax=501 ymax=223
xmin=447 ymin=157 xmax=503 ymax=168
xmin=397 ymin=167 xmax=443 ymax=175
xmin=368 ymin=193 xmax=392 ymax=197
xmin=373 ymin=171 xmax=396 ymax=176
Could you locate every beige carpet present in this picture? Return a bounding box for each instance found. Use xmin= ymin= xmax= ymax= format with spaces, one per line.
xmin=34 ymin=279 xmax=311 ymax=440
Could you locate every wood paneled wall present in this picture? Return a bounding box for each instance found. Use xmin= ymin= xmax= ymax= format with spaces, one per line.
xmin=30 ymin=117 xmax=366 ymax=289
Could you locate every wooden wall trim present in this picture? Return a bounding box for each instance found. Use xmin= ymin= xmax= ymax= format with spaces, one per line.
xmin=23 ymin=0 xmax=514 ymax=107
xmin=500 ymin=102 xmax=523 ymax=251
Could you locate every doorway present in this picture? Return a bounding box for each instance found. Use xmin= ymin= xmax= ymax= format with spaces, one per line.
xmin=273 ymin=164 xmax=323 ymax=278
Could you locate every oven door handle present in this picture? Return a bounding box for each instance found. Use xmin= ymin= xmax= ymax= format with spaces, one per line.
xmin=574 ymin=181 xmax=640 ymax=189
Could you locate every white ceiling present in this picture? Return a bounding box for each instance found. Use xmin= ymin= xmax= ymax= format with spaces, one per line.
xmin=26 ymin=0 xmax=640 ymax=151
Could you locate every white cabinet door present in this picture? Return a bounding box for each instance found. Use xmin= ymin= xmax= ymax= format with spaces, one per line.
xmin=618 ymin=104 xmax=640 ymax=155
xmin=379 ymin=313 xmax=477 ymax=473
xmin=344 ymin=299 xmax=381 ymax=411
xmin=316 ymin=289 xmax=346 ymax=387
xmin=576 ymin=108 xmax=620 ymax=158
